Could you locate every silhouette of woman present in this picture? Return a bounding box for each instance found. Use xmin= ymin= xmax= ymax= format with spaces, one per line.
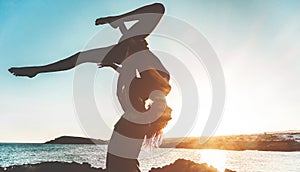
xmin=9 ymin=3 xmax=171 ymax=172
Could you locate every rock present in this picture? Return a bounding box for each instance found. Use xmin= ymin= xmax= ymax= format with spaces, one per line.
xmin=149 ymin=159 xmax=236 ymax=172
xmin=0 ymin=162 xmax=104 ymax=172
xmin=0 ymin=159 xmax=235 ymax=172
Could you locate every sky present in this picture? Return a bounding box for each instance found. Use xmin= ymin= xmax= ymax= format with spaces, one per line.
xmin=1 ymin=0 xmax=300 ymax=143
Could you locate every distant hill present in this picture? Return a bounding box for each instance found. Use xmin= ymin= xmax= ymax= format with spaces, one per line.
xmin=161 ymin=131 xmax=300 ymax=151
xmin=45 ymin=136 xmax=108 ymax=145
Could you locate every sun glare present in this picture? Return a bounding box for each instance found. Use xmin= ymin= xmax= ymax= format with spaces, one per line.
xmin=199 ymin=149 xmax=227 ymax=172
xmin=164 ymin=79 xmax=182 ymax=133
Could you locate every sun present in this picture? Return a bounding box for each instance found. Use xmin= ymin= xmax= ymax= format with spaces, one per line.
xmin=163 ymin=78 xmax=182 ymax=133
xmin=199 ymin=149 xmax=227 ymax=172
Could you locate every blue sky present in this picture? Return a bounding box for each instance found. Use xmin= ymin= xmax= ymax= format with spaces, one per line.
xmin=1 ymin=0 xmax=300 ymax=142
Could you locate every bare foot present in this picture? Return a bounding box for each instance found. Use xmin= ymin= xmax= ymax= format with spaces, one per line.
xmin=8 ymin=67 xmax=38 ymax=78
xmin=95 ymin=16 xmax=119 ymax=28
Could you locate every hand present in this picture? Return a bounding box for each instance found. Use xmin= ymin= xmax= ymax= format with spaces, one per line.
xmin=8 ymin=67 xmax=39 ymax=78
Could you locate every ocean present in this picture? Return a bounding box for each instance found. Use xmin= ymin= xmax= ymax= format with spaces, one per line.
xmin=0 ymin=143 xmax=299 ymax=172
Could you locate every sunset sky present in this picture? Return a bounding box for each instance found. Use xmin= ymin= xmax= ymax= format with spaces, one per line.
xmin=1 ymin=0 xmax=300 ymax=143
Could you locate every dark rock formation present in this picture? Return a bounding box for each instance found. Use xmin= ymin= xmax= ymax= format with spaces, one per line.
xmin=149 ymin=159 xmax=235 ymax=172
xmin=0 ymin=162 xmax=105 ymax=172
xmin=0 ymin=159 xmax=235 ymax=172
xmin=45 ymin=136 xmax=108 ymax=145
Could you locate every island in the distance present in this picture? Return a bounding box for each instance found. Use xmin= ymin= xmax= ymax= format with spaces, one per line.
xmin=45 ymin=136 xmax=108 ymax=145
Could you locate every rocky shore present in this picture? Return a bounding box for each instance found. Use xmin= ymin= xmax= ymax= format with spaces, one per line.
xmin=0 ymin=162 xmax=103 ymax=172
xmin=149 ymin=159 xmax=235 ymax=172
xmin=0 ymin=159 xmax=235 ymax=172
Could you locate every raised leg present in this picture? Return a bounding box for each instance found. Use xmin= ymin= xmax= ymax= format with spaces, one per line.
xmin=96 ymin=3 xmax=165 ymax=42
xmin=8 ymin=45 xmax=117 ymax=78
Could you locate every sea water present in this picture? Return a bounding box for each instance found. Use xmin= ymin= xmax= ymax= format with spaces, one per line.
xmin=0 ymin=143 xmax=299 ymax=172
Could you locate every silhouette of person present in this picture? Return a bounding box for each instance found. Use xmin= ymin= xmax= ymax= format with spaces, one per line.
xmin=9 ymin=3 xmax=171 ymax=172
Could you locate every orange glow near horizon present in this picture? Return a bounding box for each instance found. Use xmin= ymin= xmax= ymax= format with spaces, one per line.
xmin=164 ymin=79 xmax=182 ymax=134
xmin=199 ymin=149 xmax=227 ymax=172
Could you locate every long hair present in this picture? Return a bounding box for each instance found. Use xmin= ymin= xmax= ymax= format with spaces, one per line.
xmin=129 ymin=69 xmax=172 ymax=149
